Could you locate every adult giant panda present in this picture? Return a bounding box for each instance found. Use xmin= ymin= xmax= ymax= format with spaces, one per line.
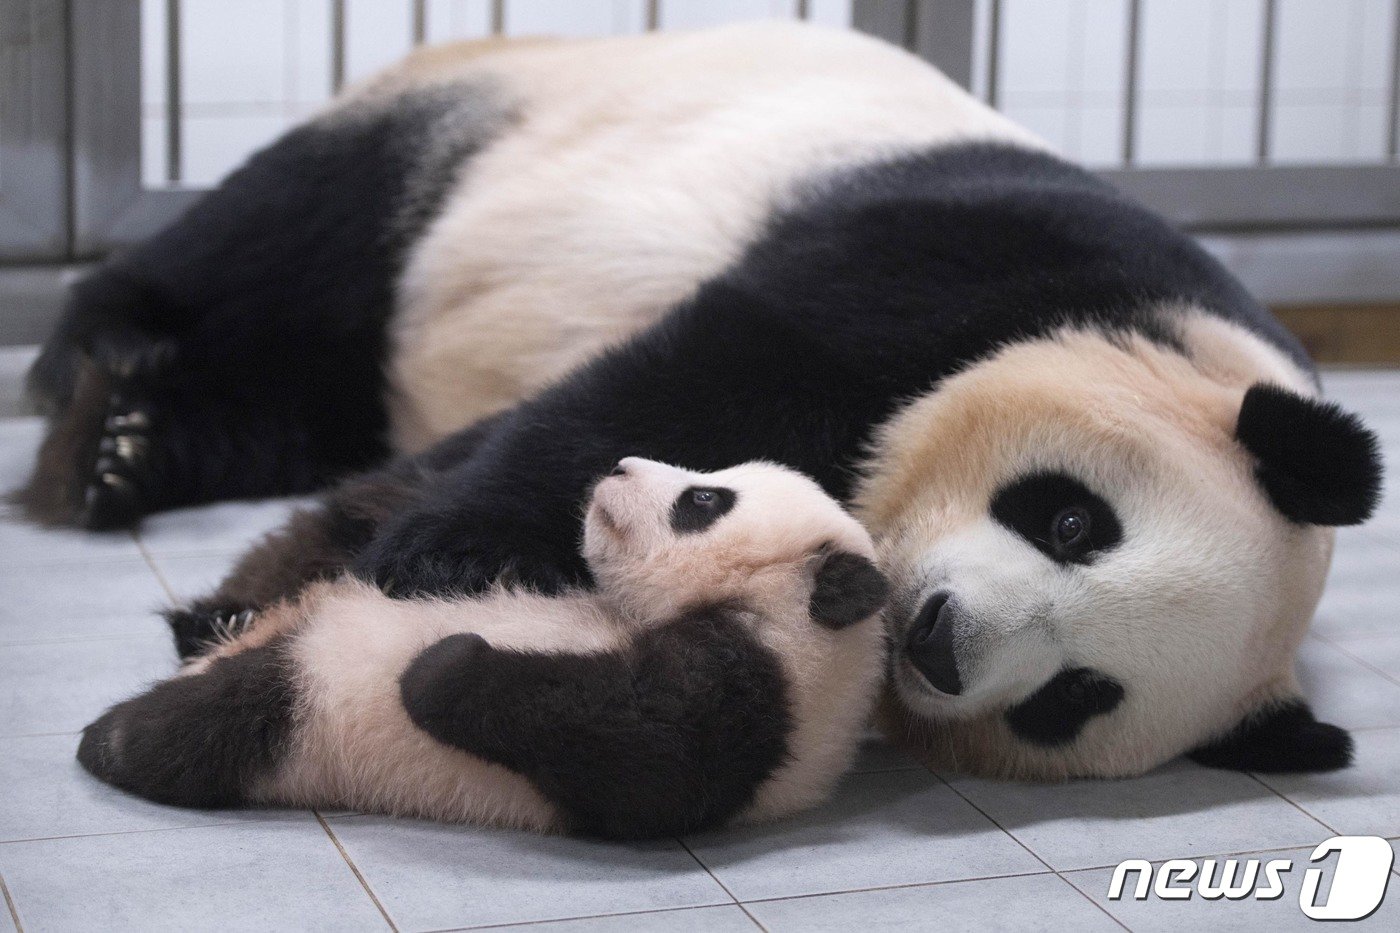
xmin=23 ymin=22 xmax=1383 ymax=779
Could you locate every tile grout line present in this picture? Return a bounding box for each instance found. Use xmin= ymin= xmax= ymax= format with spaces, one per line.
xmin=731 ymin=868 xmax=1055 ymax=906
xmin=1320 ymin=638 xmax=1400 ymax=691
xmin=0 ymin=815 xmax=307 ymax=847
xmin=422 ymin=903 xmax=756 ymax=932
xmin=313 ymin=810 xmax=400 ymax=933
xmin=927 ymin=770 xmax=1131 ymax=932
xmin=134 ymin=536 xmax=181 ymax=606
xmin=0 ymin=872 xmax=23 ymax=933
xmin=675 ymin=838 xmax=768 ymax=932
xmin=1245 ymin=773 xmax=1341 ymax=837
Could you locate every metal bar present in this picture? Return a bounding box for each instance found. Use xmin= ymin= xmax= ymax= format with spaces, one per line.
xmin=911 ymin=1 xmax=977 ymax=90
xmin=412 ymin=0 xmax=426 ymax=45
xmin=330 ymin=0 xmax=345 ymax=93
xmin=0 ymin=0 xmax=71 ymax=261
xmin=165 ymin=0 xmax=181 ymax=184
xmin=490 ymin=0 xmax=505 ymax=35
xmin=1257 ymin=0 xmax=1277 ymax=163
xmin=851 ymin=1 xmax=913 ymax=49
xmin=646 ymin=0 xmax=659 ymax=30
xmin=1121 ymin=0 xmax=1141 ymax=166
xmin=1388 ymin=0 xmax=1399 ymax=161
xmin=985 ymin=0 xmax=1002 ymax=107
xmin=1103 ymin=164 xmax=1400 ymax=233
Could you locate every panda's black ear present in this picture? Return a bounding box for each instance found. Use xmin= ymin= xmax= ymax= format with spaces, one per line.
xmin=1235 ymin=383 xmax=1382 ymax=526
xmin=810 ymin=551 xmax=889 ymax=629
xmin=1188 ymin=698 xmax=1353 ymax=773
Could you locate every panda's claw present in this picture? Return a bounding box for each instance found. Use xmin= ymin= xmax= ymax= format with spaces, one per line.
xmin=78 ymin=386 xmax=159 ymax=531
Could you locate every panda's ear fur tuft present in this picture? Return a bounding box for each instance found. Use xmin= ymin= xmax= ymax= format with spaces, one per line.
xmin=1188 ymin=698 xmax=1353 ymax=773
xmin=1235 ymin=383 xmax=1383 ymax=526
xmin=809 ymin=551 xmax=889 ymax=630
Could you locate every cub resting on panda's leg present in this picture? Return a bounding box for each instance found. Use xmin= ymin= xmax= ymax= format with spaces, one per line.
xmin=79 ymin=460 xmax=889 ymax=838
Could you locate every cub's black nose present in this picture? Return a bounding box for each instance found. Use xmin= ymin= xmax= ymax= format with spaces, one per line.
xmin=609 ymin=462 xmax=629 ymax=477
xmin=905 ymin=591 xmax=962 ymax=695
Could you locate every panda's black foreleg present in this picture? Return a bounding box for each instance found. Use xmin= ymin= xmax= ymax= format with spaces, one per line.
xmin=77 ymin=638 xmax=297 ymax=808
xmin=399 ymin=616 xmax=791 ymax=839
xmin=166 ymin=414 xmax=511 ymax=659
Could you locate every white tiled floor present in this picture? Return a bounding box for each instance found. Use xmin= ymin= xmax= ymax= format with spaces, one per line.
xmin=0 ymin=368 xmax=1397 ymax=932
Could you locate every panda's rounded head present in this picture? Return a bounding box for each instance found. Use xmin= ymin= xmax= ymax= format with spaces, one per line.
xmin=583 ymin=458 xmax=890 ymax=637
xmin=860 ymin=321 xmax=1383 ymax=780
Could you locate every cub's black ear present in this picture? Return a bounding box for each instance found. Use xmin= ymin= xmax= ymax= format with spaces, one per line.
xmin=810 ymin=551 xmax=889 ymax=629
xmin=1188 ymin=698 xmax=1353 ymax=773
xmin=1235 ymin=383 xmax=1382 ymax=526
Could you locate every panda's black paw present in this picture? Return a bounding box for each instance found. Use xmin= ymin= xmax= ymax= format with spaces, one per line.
xmin=166 ymin=604 xmax=258 ymax=659
xmin=78 ymin=379 xmax=160 ymax=531
xmin=400 ymin=633 xmax=494 ymax=741
xmin=76 ymin=707 xmax=127 ymax=786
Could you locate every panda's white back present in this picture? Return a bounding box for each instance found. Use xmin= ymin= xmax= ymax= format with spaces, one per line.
xmin=364 ymin=22 xmax=1044 ymax=449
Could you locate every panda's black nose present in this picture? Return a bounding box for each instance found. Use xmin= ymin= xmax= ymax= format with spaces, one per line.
xmin=905 ymin=591 xmax=962 ymax=695
xmin=609 ymin=462 xmax=629 ymax=477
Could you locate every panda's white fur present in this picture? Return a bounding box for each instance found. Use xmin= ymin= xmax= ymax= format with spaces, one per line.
xmin=362 ymin=22 xmax=1044 ymax=449
xmin=338 ymin=23 xmax=1344 ymax=776
xmin=49 ymin=21 xmax=1380 ymax=786
xmin=860 ymin=315 xmax=1332 ymax=778
xmin=180 ymin=459 xmax=885 ymax=831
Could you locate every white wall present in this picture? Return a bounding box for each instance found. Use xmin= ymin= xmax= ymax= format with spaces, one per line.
xmin=142 ymin=0 xmax=1399 ymax=186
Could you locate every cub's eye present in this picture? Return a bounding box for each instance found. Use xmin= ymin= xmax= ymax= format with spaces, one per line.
xmin=671 ymin=485 xmax=737 ymax=534
xmin=990 ymin=471 xmax=1123 ymax=565
xmin=1052 ymin=507 xmax=1090 ymax=549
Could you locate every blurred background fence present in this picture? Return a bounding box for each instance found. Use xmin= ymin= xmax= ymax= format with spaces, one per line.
xmin=2 ymin=0 xmax=1398 ymax=357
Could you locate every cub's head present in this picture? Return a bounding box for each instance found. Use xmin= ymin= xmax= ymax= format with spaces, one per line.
xmin=584 ymin=458 xmax=889 ymax=632
xmin=583 ymin=456 xmax=891 ymax=819
xmin=859 ymin=321 xmax=1383 ymax=780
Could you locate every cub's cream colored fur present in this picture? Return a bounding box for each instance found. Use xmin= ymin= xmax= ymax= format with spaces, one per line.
xmin=339 ymin=22 xmax=1044 ymax=449
xmin=212 ymin=459 xmax=884 ymax=829
xmin=858 ymin=316 xmax=1327 ymax=779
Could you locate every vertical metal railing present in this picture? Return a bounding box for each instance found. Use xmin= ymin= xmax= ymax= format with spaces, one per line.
xmin=164 ymin=0 xmax=182 ymax=184
xmin=1256 ymin=0 xmax=1277 ymax=164
xmin=34 ymin=0 xmax=1400 ymax=259
xmin=1388 ymin=0 xmax=1400 ymax=161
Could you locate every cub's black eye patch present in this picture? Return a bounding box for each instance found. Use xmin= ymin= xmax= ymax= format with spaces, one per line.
xmin=990 ymin=472 xmax=1123 ymax=564
xmin=670 ymin=486 xmax=737 ymax=534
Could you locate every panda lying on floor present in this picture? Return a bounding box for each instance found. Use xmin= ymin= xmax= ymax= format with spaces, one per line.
xmin=78 ymin=460 xmax=889 ymax=838
xmin=24 ymin=23 xmax=1383 ymax=780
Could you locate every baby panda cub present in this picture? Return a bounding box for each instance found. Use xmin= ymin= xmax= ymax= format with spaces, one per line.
xmin=78 ymin=458 xmax=889 ymax=838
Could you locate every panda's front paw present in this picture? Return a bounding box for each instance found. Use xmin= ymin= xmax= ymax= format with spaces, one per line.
xmin=400 ymin=633 xmax=494 ymax=742
xmin=353 ymin=523 xmax=494 ymax=599
xmin=165 ymin=604 xmax=258 ymax=659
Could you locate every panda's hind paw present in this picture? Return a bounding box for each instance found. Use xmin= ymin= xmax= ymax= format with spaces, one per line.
xmin=78 ymin=383 xmax=159 ymax=531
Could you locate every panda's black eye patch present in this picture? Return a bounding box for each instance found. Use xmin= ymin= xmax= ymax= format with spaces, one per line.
xmin=671 ymin=486 xmax=737 ymax=534
xmin=990 ymin=472 xmax=1122 ymax=564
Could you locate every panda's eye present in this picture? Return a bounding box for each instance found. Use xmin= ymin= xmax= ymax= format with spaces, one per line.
xmin=671 ymin=486 xmax=738 ymax=534
xmin=1052 ymin=507 xmax=1090 ymax=549
xmin=990 ymin=472 xmax=1123 ymax=565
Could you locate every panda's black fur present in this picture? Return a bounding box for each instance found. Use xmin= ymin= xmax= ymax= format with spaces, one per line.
xmin=78 ymin=459 xmax=889 ymax=838
xmin=78 ymin=607 xmax=795 ymax=838
xmin=26 ymin=28 xmax=1385 ymax=781
xmin=343 ymin=144 xmax=1309 ymax=599
xmin=22 ymin=82 xmax=509 ymax=527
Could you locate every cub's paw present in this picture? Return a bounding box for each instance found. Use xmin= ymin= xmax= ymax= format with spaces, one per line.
xmin=400 ymin=633 xmax=493 ymax=739
xmin=166 ymin=604 xmax=258 ymax=659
